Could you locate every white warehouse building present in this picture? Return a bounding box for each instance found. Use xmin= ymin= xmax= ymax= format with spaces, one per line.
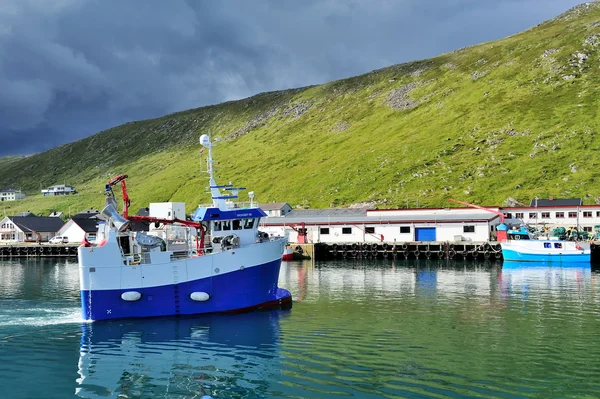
xmin=260 ymin=207 xmax=501 ymax=244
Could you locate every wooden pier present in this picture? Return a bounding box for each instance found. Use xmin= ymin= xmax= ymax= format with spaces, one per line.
xmin=0 ymin=244 xmax=78 ymax=258
xmin=314 ymin=242 xmax=503 ymax=261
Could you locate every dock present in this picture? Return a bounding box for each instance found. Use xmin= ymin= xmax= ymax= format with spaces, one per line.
xmin=314 ymin=241 xmax=503 ymax=261
xmin=0 ymin=243 xmax=78 ymax=257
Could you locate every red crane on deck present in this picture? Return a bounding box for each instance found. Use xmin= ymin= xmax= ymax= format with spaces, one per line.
xmin=106 ymin=174 xmax=207 ymax=252
xmin=107 ymin=174 xmax=131 ymax=218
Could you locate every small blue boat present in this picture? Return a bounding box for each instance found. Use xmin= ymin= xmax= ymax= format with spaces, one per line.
xmin=500 ymin=224 xmax=590 ymax=263
xmin=78 ymin=134 xmax=292 ymax=321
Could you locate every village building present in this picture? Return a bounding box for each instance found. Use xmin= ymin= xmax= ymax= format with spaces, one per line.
xmin=501 ymin=197 xmax=600 ymax=234
xmin=41 ymin=184 xmax=77 ymax=196
xmin=0 ymin=215 xmax=65 ymax=242
xmin=258 ymin=202 xmax=292 ymax=217
xmin=57 ymin=213 xmax=100 ymax=243
xmin=0 ymin=188 xmax=25 ymax=201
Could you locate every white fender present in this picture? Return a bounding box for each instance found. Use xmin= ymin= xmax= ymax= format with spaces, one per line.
xmin=121 ymin=291 xmax=142 ymax=301
xmin=190 ymin=292 xmax=210 ymax=302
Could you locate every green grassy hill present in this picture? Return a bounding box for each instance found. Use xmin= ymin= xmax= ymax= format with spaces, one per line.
xmin=2 ymin=2 xmax=600 ymax=218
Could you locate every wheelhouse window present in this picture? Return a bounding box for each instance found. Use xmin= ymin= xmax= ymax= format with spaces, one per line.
xmin=320 ymin=227 xmax=330 ymax=235
xmin=597 ymin=211 xmax=600 ymax=217
xmin=342 ymin=227 xmax=352 ymax=234
xmin=555 ymin=212 xmax=564 ymax=218
xmin=214 ymin=221 xmax=222 ymax=231
xmin=222 ymin=220 xmax=231 ymax=230
xmin=568 ymin=212 xmax=577 ymax=218
xmin=529 ymin=212 xmax=537 ymax=219
xmin=504 ymin=213 xmax=513 ymax=219
xmin=365 ymin=227 xmax=375 ymax=234
xmin=400 ymin=226 xmax=411 ymax=233
xmin=232 ymin=219 xmax=242 ymax=230
xmin=544 ymin=242 xmax=551 ymax=248
xmin=243 ymin=218 xmax=255 ymax=229
xmin=515 ymin=213 xmax=524 ymax=219
xmin=541 ymin=212 xmax=550 ymax=219
xmin=463 ymin=225 xmax=475 ymax=233
xmin=583 ymin=211 xmax=592 ymax=218
xmin=554 ymin=243 xmax=562 ymax=249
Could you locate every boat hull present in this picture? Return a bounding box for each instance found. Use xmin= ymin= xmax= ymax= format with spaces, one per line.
xmin=282 ymin=248 xmax=294 ymax=261
xmin=80 ymin=259 xmax=291 ymax=321
xmin=501 ymin=240 xmax=590 ymax=263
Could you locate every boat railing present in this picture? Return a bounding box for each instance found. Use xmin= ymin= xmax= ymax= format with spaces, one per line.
xmin=196 ymin=201 xmax=260 ymax=209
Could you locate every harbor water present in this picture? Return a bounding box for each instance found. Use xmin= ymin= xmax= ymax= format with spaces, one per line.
xmin=1 ymin=258 xmax=599 ymax=398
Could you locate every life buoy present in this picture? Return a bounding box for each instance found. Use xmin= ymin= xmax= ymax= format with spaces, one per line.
xmin=402 ymin=244 xmax=408 ymax=250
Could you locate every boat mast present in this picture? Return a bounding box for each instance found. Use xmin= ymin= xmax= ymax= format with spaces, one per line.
xmin=200 ymin=134 xmax=228 ymax=210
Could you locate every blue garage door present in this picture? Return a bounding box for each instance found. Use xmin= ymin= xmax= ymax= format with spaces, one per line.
xmin=415 ymin=227 xmax=436 ymax=242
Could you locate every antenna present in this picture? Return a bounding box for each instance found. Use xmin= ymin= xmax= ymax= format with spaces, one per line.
xmin=200 ymin=134 xmax=226 ymax=209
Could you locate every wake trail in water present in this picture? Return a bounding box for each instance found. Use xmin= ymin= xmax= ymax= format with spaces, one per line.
xmin=0 ymin=307 xmax=88 ymax=327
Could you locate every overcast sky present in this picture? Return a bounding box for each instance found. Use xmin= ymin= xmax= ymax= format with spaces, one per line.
xmin=0 ymin=0 xmax=583 ymax=156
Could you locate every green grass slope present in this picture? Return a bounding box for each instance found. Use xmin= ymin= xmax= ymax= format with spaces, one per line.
xmin=2 ymin=2 xmax=600 ymax=218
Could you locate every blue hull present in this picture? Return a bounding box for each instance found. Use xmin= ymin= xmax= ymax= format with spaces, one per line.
xmin=81 ymin=259 xmax=292 ymax=321
xmin=502 ymin=249 xmax=590 ymax=263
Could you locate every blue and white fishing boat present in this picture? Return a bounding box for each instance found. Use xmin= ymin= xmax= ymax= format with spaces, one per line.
xmin=78 ymin=134 xmax=292 ymax=321
xmin=499 ymin=224 xmax=590 ymax=263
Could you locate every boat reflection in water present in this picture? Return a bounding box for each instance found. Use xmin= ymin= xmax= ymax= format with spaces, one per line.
xmin=76 ymin=310 xmax=288 ymax=399
xmin=499 ymin=261 xmax=591 ymax=298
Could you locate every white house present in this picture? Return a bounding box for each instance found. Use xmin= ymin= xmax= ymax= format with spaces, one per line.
xmin=57 ymin=216 xmax=100 ymax=243
xmin=0 ymin=188 xmax=25 ymax=201
xmin=42 ymin=184 xmax=77 ymax=196
xmin=0 ymin=216 xmax=65 ymax=242
xmin=259 ymin=202 xmax=293 ymax=217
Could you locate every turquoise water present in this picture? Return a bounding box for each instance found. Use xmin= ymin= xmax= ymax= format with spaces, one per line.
xmin=1 ymin=258 xmax=600 ymax=398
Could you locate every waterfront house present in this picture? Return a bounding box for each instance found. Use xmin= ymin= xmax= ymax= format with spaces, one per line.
xmin=42 ymin=184 xmax=77 ymax=196
xmin=259 ymin=202 xmax=292 ymax=217
xmin=0 ymin=188 xmax=25 ymax=201
xmin=0 ymin=216 xmax=65 ymax=242
xmin=57 ymin=214 xmax=100 ymax=243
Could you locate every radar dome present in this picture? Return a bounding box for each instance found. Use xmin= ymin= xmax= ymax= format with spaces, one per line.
xmin=199 ymin=134 xmax=211 ymax=147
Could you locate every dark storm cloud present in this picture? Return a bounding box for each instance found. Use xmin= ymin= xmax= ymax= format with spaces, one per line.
xmin=0 ymin=0 xmax=583 ymax=156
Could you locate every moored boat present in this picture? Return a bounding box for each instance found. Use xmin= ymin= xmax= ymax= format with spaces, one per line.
xmin=498 ymin=224 xmax=590 ymax=263
xmin=282 ymin=247 xmax=294 ymax=261
xmin=78 ymin=134 xmax=292 ymax=321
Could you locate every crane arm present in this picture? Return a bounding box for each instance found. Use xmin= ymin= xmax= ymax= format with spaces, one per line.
xmin=107 ymin=174 xmax=131 ymax=218
xmin=448 ymin=198 xmax=504 ymax=223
